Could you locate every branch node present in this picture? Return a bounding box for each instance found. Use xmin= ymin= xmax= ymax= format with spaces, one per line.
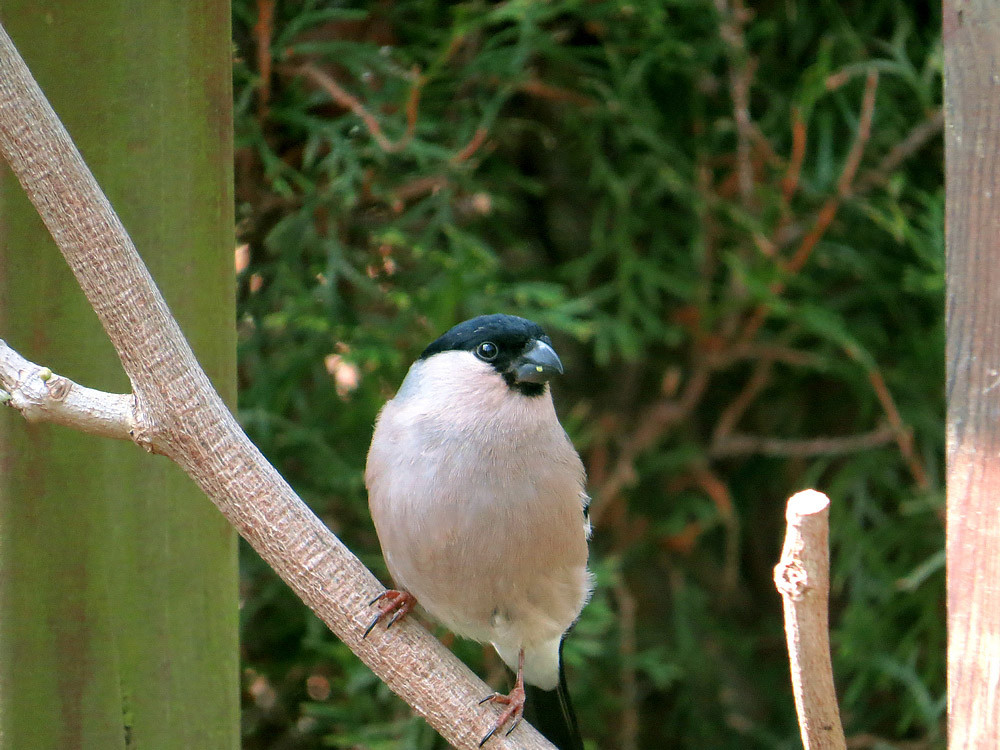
xmin=0 ymin=340 xmax=143 ymax=442
xmin=47 ymin=375 xmax=72 ymax=400
xmin=774 ymin=559 xmax=809 ymax=600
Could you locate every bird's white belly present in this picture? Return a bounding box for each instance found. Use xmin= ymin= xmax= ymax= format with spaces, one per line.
xmin=368 ymin=415 xmax=590 ymax=651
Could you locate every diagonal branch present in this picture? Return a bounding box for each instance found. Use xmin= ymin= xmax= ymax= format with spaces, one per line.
xmin=295 ymin=62 xmax=422 ymax=154
xmin=0 ymin=22 xmax=551 ymax=750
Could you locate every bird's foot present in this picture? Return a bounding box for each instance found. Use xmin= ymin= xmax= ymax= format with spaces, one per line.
xmin=363 ymin=589 xmax=416 ymax=638
xmin=477 ymin=684 xmax=526 ymax=746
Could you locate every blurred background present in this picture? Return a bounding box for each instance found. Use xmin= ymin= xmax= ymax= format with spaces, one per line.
xmin=230 ymin=1 xmax=943 ymax=748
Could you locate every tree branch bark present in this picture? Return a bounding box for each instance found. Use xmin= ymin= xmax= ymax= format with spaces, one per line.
xmin=0 ymin=21 xmax=553 ymax=750
xmin=0 ymin=339 xmax=136 ymax=440
xmin=773 ymin=490 xmax=846 ymax=750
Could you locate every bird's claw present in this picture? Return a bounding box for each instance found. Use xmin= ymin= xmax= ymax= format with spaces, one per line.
xmin=478 ymin=684 xmax=526 ymax=746
xmin=363 ymin=589 xmax=416 ymax=638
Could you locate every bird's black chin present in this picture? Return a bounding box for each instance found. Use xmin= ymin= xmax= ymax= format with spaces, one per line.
xmin=502 ymin=372 xmax=547 ymax=397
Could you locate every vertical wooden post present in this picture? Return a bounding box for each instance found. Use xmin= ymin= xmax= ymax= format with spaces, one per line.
xmin=0 ymin=4 xmax=238 ymax=748
xmin=944 ymin=2 xmax=1000 ymax=746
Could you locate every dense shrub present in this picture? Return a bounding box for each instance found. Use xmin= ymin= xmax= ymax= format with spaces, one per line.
xmin=232 ymin=1 xmax=943 ymax=747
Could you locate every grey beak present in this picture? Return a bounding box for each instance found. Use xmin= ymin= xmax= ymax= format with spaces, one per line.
xmin=512 ymin=340 xmax=564 ymax=384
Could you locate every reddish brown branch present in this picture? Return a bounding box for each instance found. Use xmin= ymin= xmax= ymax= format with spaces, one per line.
xmin=737 ymin=71 xmax=879 ymax=346
xmin=391 ymin=175 xmax=449 ymax=204
xmin=782 ymin=107 xmax=807 ymax=202
xmin=834 ymin=71 xmax=879 ymax=199
xmin=296 ymin=63 xmax=422 ymax=154
xmin=710 ymin=424 xmax=897 ymax=458
xmin=772 ymin=108 xmax=941 ymax=258
xmin=702 ymin=342 xmax=819 ymax=369
xmin=866 ymin=369 xmax=929 ymax=489
xmin=516 ymin=79 xmax=595 ymax=107
xmin=451 ymin=127 xmax=489 ymax=164
xmin=254 ymin=0 xmax=276 ymax=118
xmin=403 ymin=66 xmax=422 ymax=137
xmin=691 ymin=466 xmax=740 ymax=592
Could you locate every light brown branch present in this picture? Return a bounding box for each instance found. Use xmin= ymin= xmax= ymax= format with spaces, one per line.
xmin=702 ymin=341 xmax=822 ymax=370
xmin=515 ymin=78 xmax=595 ymax=107
xmin=774 ymin=490 xmax=846 ymax=750
xmin=834 ymin=71 xmax=879 ymax=199
xmin=0 ymin=22 xmax=551 ymax=750
xmin=771 ymin=106 xmax=941 ymax=254
xmin=0 ymin=340 xmax=137 ymax=442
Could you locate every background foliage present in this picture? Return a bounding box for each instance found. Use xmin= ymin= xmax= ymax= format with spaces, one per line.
xmin=231 ymin=1 xmax=943 ymax=747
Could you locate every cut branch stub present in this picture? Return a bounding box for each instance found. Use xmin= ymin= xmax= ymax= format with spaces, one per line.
xmin=774 ymin=489 xmax=846 ymax=750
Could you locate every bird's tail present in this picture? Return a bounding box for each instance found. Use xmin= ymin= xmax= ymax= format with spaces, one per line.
xmin=524 ymin=639 xmax=583 ymax=750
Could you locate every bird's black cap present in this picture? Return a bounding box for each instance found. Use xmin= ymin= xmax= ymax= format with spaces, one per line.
xmin=420 ymin=314 xmax=560 ymax=396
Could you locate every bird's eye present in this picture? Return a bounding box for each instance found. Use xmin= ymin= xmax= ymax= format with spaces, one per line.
xmin=476 ymin=341 xmax=499 ymax=361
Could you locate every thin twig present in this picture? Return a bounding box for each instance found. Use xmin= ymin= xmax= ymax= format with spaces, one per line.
xmin=254 ymin=0 xmax=276 ymax=118
xmin=702 ymin=342 xmax=820 ymax=370
xmin=737 ymin=71 xmax=879 ymax=347
xmin=715 ymin=0 xmax=756 ymax=205
xmin=295 ymin=63 xmax=422 ymax=154
xmin=615 ymin=581 xmax=639 ymax=750
xmin=710 ymin=424 xmax=897 ymax=458
xmin=690 ymin=466 xmax=740 ymax=593
xmin=713 ymin=357 xmax=775 ymax=442
xmin=774 ymin=490 xmax=846 ymax=750
xmin=516 ymin=78 xmax=595 ymax=107
xmin=834 ymin=71 xmax=879 ymax=200
xmin=590 ymin=365 xmax=711 ymax=525
xmin=866 ymin=369 xmax=929 ymax=488
xmin=390 ymin=175 xmax=449 ymax=203
xmin=450 ymin=126 xmax=489 ymax=164
xmin=782 ymin=107 xmax=807 ymax=202
xmin=857 ymin=108 xmax=943 ymax=192
xmin=771 ymin=108 xmax=942 ymax=253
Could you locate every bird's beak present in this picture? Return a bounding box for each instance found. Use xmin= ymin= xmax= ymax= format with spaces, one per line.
xmin=512 ymin=340 xmax=564 ymax=384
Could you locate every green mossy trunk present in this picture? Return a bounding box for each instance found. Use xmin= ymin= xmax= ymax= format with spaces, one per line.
xmin=0 ymin=3 xmax=239 ymax=748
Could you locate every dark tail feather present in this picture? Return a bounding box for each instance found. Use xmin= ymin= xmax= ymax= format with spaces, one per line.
xmin=524 ymin=641 xmax=583 ymax=750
